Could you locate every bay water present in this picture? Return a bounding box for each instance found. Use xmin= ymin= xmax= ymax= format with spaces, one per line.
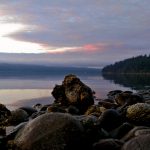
xmin=0 ymin=71 xmax=135 ymax=110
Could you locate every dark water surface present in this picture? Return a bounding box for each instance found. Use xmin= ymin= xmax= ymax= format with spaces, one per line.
xmin=1 ymin=68 xmax=148 ymax=109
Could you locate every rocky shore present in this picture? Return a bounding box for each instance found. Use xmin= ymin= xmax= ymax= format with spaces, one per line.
xmin=0 ymin=74 xmax=150 ymax=150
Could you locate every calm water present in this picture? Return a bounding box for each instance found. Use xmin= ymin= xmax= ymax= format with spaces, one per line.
xmin=0 ymin=73 xmax=137 ymax=110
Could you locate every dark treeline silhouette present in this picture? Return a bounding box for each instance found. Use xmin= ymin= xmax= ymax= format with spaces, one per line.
xmin=102 ymin=54 xmax=150 ymax=74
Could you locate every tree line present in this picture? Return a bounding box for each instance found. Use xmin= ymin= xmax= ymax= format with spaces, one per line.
xmin=102 ymin=54 xmax=150 ymax=74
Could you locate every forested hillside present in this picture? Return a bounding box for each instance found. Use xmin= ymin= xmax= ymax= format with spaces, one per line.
xmin=102 ymin=55 xmax=150 ymax=74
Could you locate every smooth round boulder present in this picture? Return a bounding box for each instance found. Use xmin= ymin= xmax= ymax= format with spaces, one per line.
xmin=126 ymin=103 xmax=150 ymax=126
xmin=122 ymin=134 xmax=150 ymax=150
xmin=8 ymin=109 xmax=28 ymax=126
xmin=15 ymin=113 xmax=85 ymax=150
xmin=98 ymin=109 xmax=123 ymax=131
xmin=19 ymin=107 xmax=37 ymax=116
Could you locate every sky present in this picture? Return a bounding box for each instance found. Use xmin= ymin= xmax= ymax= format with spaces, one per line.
xmin=0 ymin=0 xmax=150 ymax=67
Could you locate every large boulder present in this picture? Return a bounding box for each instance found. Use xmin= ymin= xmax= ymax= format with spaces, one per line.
xmin=14 ymin=113 xmax=85 ymax=150
xmin=126 ymin=103 xmax=150 ymax=126
xmin=52 ymin=74 xmax=94 ymax=113
xmin=122 ymin=134 xmax=150 ymax=150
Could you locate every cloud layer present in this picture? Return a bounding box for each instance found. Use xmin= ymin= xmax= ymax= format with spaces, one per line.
xmin=0 ymin=0 xmax=150 ymax=66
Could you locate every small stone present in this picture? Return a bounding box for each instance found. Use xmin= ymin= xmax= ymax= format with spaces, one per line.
xmin=85 ymin=105 xmax=101 ymax=116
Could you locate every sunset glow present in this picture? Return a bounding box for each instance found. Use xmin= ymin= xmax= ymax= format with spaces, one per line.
xmin=0 ymin=0 xmax=149 ymax=66
xmin=0 ymin=23 xmax=44 ymax=53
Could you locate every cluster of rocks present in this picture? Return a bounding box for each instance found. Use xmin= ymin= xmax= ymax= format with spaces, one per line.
xmin=0 ymin=74 xmax=150 ymax=150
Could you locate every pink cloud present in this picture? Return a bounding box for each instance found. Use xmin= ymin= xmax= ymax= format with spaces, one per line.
xmin=83 ymin=44 xmax=105 ymax=52
xmin=40 ymin=42 xmax=124 ymax=54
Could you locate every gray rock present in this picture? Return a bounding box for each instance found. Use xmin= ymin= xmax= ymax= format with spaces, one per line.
xmin=98 ymin=109 xmax=123 ymax=131
xmin=85 ymin=105 xmax=101 ymax=117
xmin=0 ymin=103 xmax=11 ymax=123
xmin=107 ymin=90 xmax=122 ymax=100
xmin=8 ymin=109 xmax=28 ymax=125
xmin=122 ymin=134 xmax=150 ymax=150
xmin=93 ymin=138 xmax=124 ymax=150
xmin=52 ymin=74 xmax=94 ymax=113
xmin=15 ymin=113 xmax=85 ymax=150
xmin=110 ymin=122 xmax=133 ymax=139
xmin=121 ymin=126 xmax=150 ymax=142
xmin=126 ymin=103 xmax=150 ymax=126
xmin=19 ymin=107 xmax=37 ymax=116
xmin=115 ymin=93 xmax=144 ymax=107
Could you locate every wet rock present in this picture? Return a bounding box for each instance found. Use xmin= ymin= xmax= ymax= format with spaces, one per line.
xmin=8 ymin=109 xmax=29 ymax=126
xmin=115 ymin=93 xmax=144 ymax=107
xmin=134 ymin=128 xmax=150 ymax=137
xmin=121 ymin=126 xmax=150 ymax=142
xmin=66 ymin=105 xmax=79 ymax=115
xmin=137 ymin=90 xmax=150 ymax=101
xmin=98 ymin=101 xmax=118 ymax=109
xmin=52 ymin=74 xmax=94 ymax=113
xmin=6 ymin=122 xmax=27 ymax=140
xmin=40 ymin=104 xmax=51 ymax=111
xmin=85 ymin=105 xmax=101 ymax=117
xmin=19 ymin=107 xmax=37 ymax=116
xmin=107 ymin=90 xmax=122 ymax=100
xmin=32 ymin=103 xmax=43 ymax=111
xmin=122 ymin=134 xmax=150 ymax=150
xmin=52 ymin=85 xmax=67 ymax=105
xmin=15 ymin=113 xmax=85 ymax=150
xmin=76 ymin=115 xmax=98 ymax=129
xmin=98 ymin=109 xmax=123 ymax=132
xmin=110 ymin=122 xmax=134 ymax=139
xmin=103 ymin=99 xmax=114 ymax=103
xmin=93 ymin=139 xmax=124 ymax=150
xmin=126 ymin=103 xmax=150 ymax=126
xmin=47 ymin=104 xmax=66 ymax=113
xmin=30 ymin=111 xmax=45 ymax=119
xmin=0 ymin=103 xmax=11 ymax=123
xmin=75 ymin=115 xmax=101 ymax=145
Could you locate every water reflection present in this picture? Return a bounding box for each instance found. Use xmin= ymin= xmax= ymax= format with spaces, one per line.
xmin=102 ymin=73 xmax=150 ymax=90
